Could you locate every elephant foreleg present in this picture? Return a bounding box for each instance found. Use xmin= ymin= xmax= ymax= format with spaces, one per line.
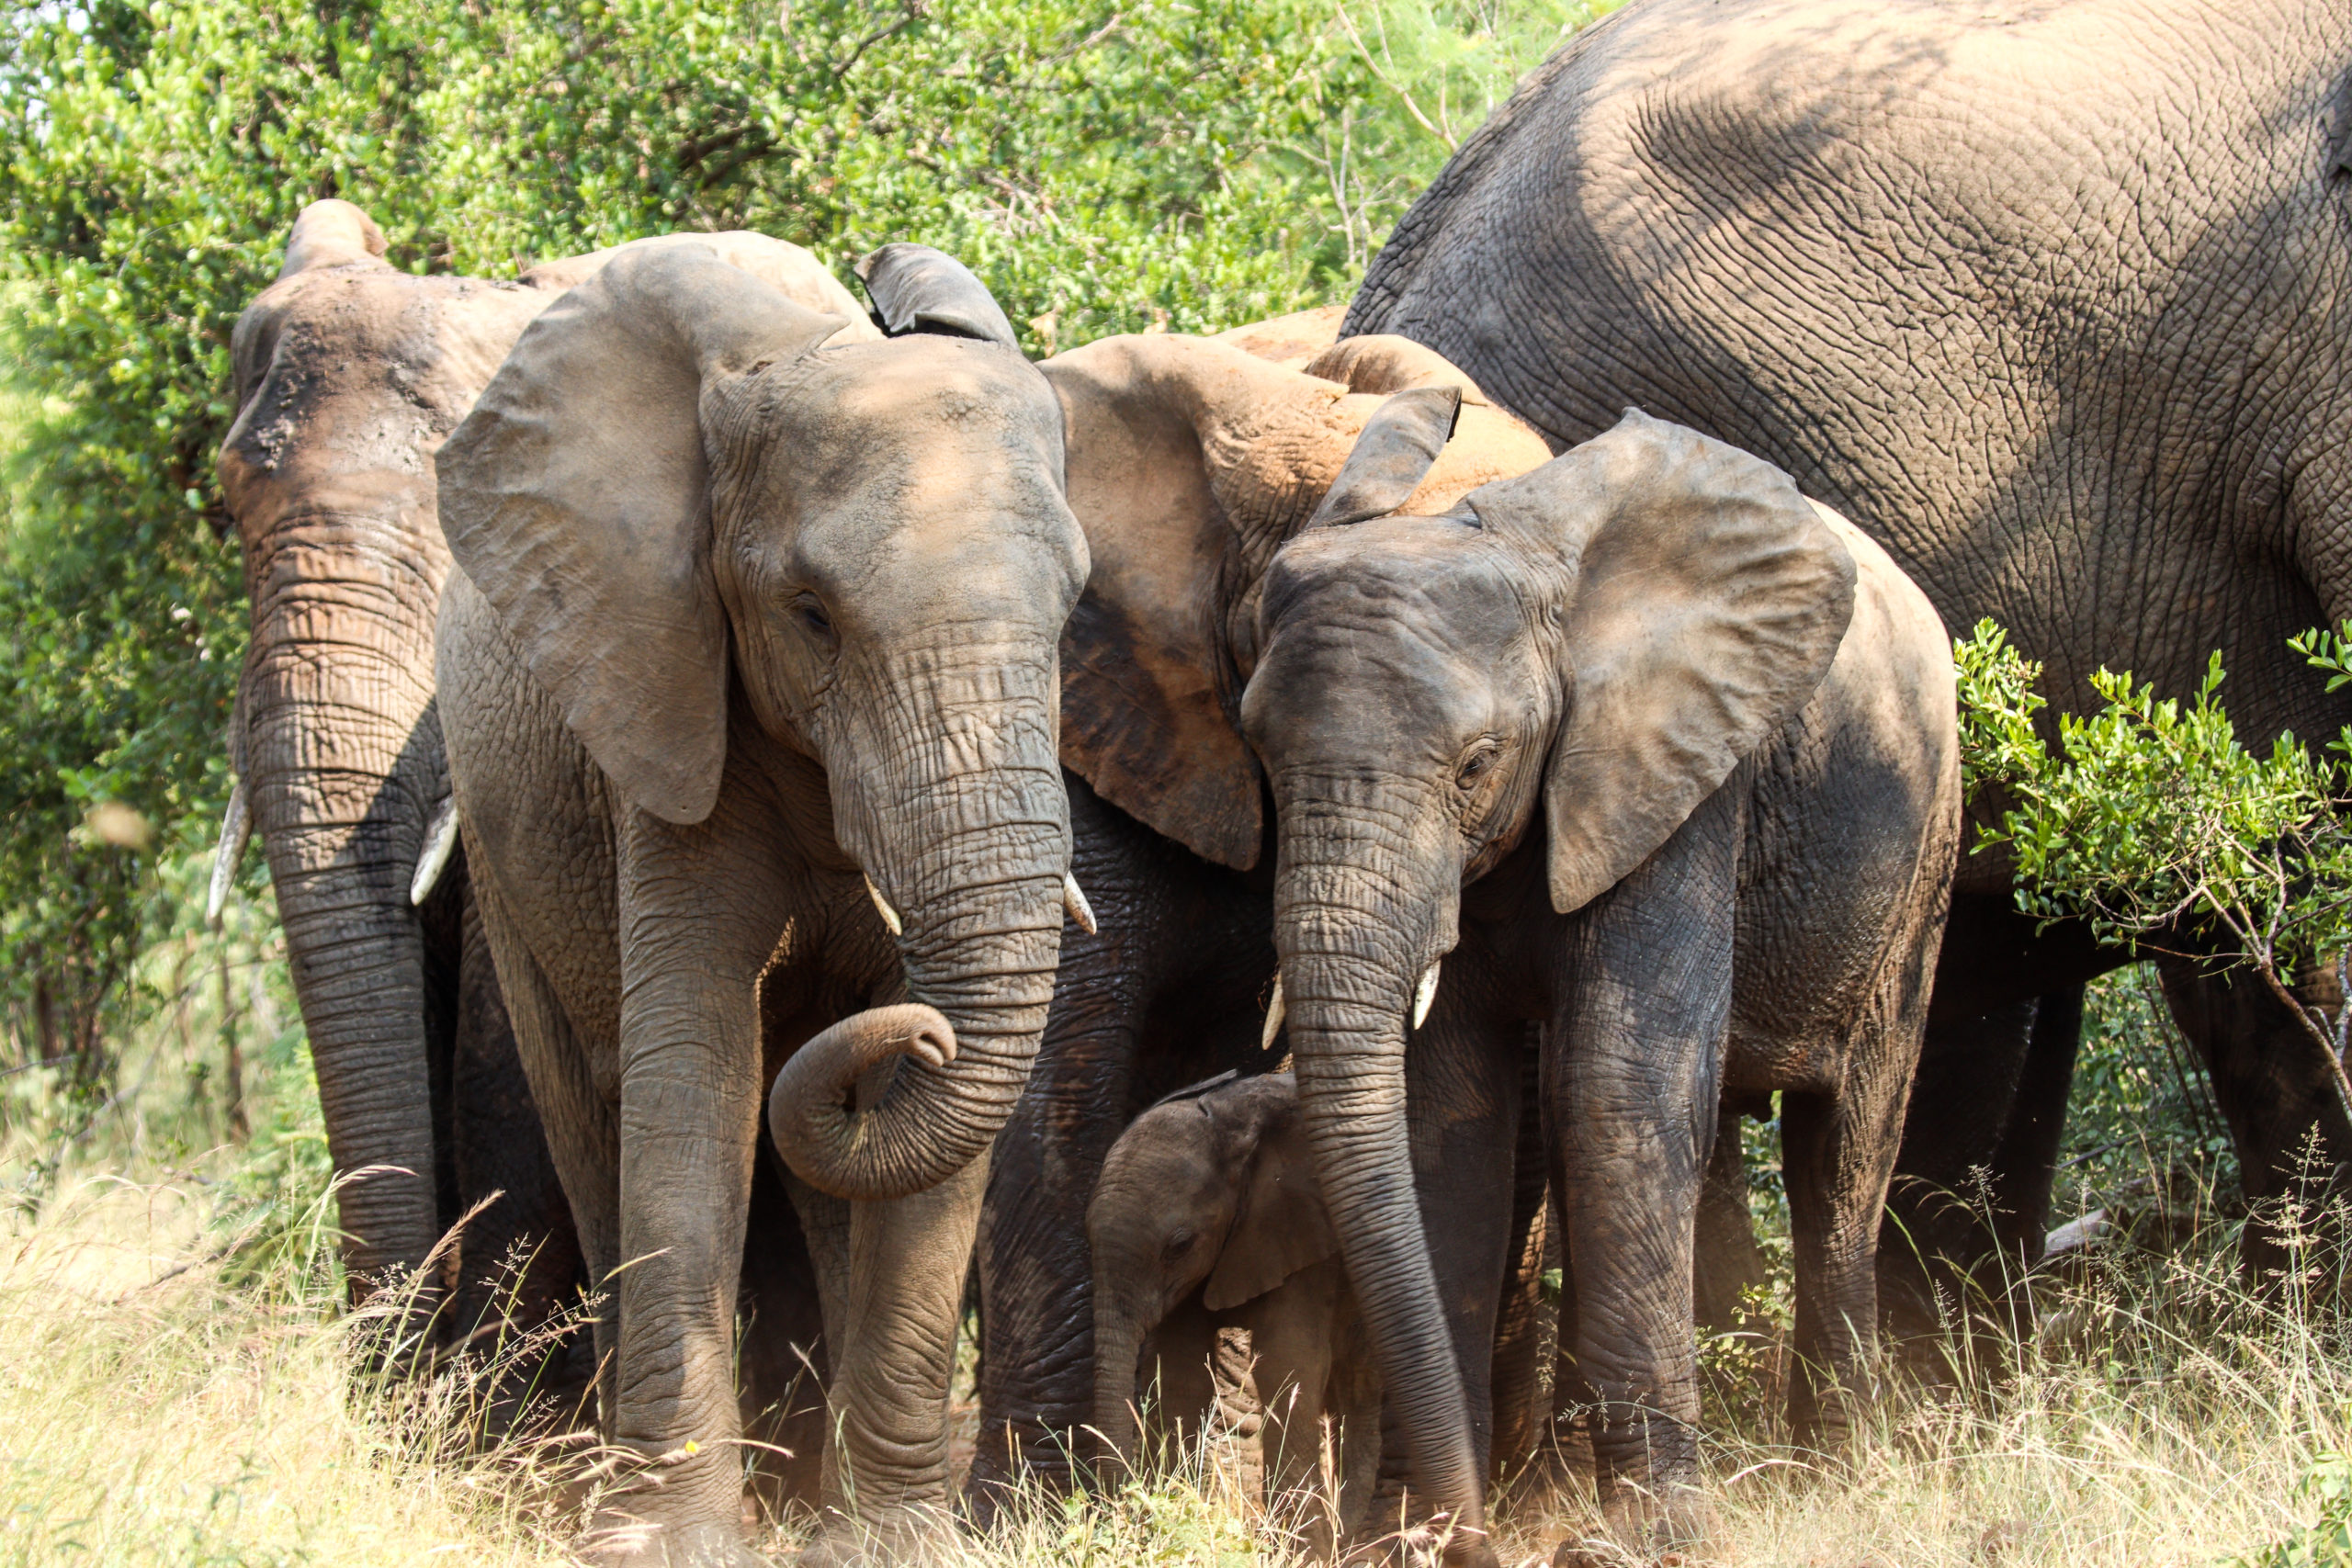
xmin=1544 ymin=796 xmax=1736 ymax=1551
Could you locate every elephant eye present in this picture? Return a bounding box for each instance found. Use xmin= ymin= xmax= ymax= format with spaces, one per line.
xmin=1163 ymin=1229 xmax=1195 ymax=1261
xmin=793 ymin=593 xmax=834 ymax=640
xmin=1455 ymin=744 xmax=1499 ymax=791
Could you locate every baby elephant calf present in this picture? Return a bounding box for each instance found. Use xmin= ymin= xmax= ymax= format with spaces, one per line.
xmin=1090 ymin=1070 xmax=1379 ymax=1555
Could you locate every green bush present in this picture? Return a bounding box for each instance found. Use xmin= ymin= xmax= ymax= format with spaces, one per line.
xmin=0 ymin=0 xmax=1614 ymax=1095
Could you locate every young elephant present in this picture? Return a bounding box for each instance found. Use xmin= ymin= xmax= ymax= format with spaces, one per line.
xmin=1230 ymin=395 xmax=1961 ymax=1562
xmin=1089 ymin=1071 xmax=1380 ymax=1556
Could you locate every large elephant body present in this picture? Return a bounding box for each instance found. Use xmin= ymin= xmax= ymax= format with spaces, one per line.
xmin=1345 ymin=0 xmax=2352 ymax=1294
xmin=436 ymin=241 xmax=1084 ymax=1567
xmin=217 ymin=202 xmax=584 ymax=1382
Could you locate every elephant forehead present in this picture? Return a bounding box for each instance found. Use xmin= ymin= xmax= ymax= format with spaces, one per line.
xmin=1264 ymin=516 xmax=1523 ymax=636
xmin=788 ymin=337 xmax=1064 ymax=448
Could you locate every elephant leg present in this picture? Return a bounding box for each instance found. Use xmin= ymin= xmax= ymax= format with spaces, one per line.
xmin=1544 ymin=804 xmax=1736 ymax=1551
xmin=1878 ymin=996 xmax=2041 ymax=1343
xmin=448 ymin=864 xmax=593 ymax=1437
xmin=2156 ymin=955 xmax=2352 ymax=1287
xmin=1692 ymin=1103 xmax=1763 ymax=1338
xmin=1985 ymin=983 xmax=2085 ymax=1264
xmin=970 ymin=924 xmax=1148 ymax=1508
xmin=741 ymin=1151 xmax=829 ymax=1526
xmin=803 ymin=1149 xmax=992 ymax=1562
xmin=1487 ymin=1031 xmax=1552 ymax=1488
xmin=1405 ymin=989 xmax=1521 ymax=1483
xmin=469 ymin=864 xmax=624 ymax=1436
xmin=1135 ymin=1292 xmax=1221 ymax=1473
xmin=1249 ymin=1263 xmax=1345 ymax=1557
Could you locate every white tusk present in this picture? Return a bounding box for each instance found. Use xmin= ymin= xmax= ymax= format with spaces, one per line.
xmin=1261 ymin=973 xmax=1286 ymax=1054
xmin=865 ymin=874 xmax=904 ymax=937
xmin=1062 ymin=871 xmax=1098 ymax=935
xmin=410 ymin=795 xmax=461 ymax=907
xmin=1412 ymin=960 xmax=1442 ymax=1031
xmin=206 ymin=779 xmax=254 ymax=931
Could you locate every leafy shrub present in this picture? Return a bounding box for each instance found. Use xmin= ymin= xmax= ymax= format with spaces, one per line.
xmin=0 ymin=0 xmax=1614 ymax=1092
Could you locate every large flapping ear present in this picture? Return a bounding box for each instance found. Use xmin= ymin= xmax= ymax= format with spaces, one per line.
xmin=1464 ymin=409 xmax=1857 ymax=914
xmin=519 ymin=232 xmax=883 ymax=343
xmin=1203 ymin=1075 xmax=1339 ymax=1311
xmin=1303 ymin=386 xmax=1462 ymax=528
xmin=276 ymin=199 xmax=390 ymax=277
xmin=436 ymin=243 xmax=848 ymax=825
xmin=1301 ymin=333 xmax=1495 ymax=406
xmin=1040 ymin=335 xmax=1357 ymax=868
xmin=854 ymin=243 xmax=1021 ymax=347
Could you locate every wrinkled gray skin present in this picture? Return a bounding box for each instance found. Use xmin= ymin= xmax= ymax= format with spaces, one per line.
xmin=1234 ymin=409 xmax=1961 ymax=1560
xmin=1089 ymin=1071 xmax=1381 ymax=1559
xmin=435 ymin=242 xmax=1082 ymax=1567
xmin=218 ymin=201 xmax=586 ymax=1378
xmin=968 ymin=327 xmax=1559 ymax=1511
xmin=1344 ymin=0 xmax=2352 ymax=1301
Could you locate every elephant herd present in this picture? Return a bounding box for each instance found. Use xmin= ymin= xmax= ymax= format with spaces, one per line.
xmin=209 ymin=3 xmax=2352 ymax=1565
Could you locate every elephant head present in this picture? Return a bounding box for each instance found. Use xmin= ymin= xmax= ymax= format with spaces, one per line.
xmin=1039 ymin=330 xmax=1551 ymax=872
xmin=216 ymin=203 xmax=910 ymax=1292
xmin=438 ymin=240 xmax=1084 ymax=1201
xmin=1235 ymin=404 xmax=1857 ymax=1537
xmin=1086 ymin=1071 xmax=1335 ymax=1470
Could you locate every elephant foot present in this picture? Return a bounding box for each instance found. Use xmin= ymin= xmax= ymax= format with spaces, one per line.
xmin=1340 ymin=1513 xmax=1501 ymax=1568
xmin=793 ymin=1508 xmax=955 ymax=1568
xmin=581 ymin=1514 xmax=767 ymax=1568
xmin=1545 ymin=1486 xmax=1713 ymax=1568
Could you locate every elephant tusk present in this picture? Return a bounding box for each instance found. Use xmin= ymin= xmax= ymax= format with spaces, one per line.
xmin=1261 ymin=973 xmax=1286 ymax=1054
xmin=410 ymin=795 xmax=460 ymax=907
xmin=865 ymin=874 xmax=904 ymax=937
xmin=1062 ymin=871 xmax=1098 ymax=935
xmin=1412 ymin=960 xmax=1442 ymax=1031
xmin=206 ymin=779 xmax=254 ymax=931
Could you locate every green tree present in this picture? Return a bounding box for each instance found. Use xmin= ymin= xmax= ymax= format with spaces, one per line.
xmin=0 ymin=0 xmax=1611 ymax=1089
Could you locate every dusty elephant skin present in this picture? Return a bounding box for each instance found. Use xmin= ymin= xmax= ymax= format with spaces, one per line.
xmin=1089 ymin=1071 xmax=1381 ymax=1561
xmin=967 ymin=326 xmax=1556 ymax=1509
xmin=216 ymin=201 xmax=587 ymax=1390
xmin=435 ymin=240 xmax=1081 ymax=1567
xmin=1219 ymin=403 xmax=1962 ymax=1561
xmin=1342 ymin=0 xmax=2352 ymax=1301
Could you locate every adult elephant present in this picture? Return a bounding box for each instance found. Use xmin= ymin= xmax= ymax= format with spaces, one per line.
xmin=216 ymin=200 xmax=586 ymax=1363
xmin=967 ymin=327 xmax=1555 ymax=1509
xmin=435 ymin=240 xmax=1085 ymax=1567
xmin=1344 ymin=0 xmax=2352 ymax=1300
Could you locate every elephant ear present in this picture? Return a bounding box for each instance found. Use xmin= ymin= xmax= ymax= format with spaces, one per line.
xmin=1303 ymin=386 xmax=1462 ymax=528
xmin=1041 ymin=336 xmax=1363 ymax=867
xmin=854 ymin=243 xmax=1021 ymax=347
xmin=1466 ymin=409 xmax=1856 ymax=914
xmin=1204 ymin=1077 xmax=1338 ymax=1312
xmin=437 ymin=243 xmax=848 ymax=825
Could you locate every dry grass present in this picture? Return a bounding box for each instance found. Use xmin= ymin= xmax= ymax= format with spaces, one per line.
xmin=0 ymin=1150 xmax=2338 ymax=1568
xmin=0 ymin=921 xmax=2339 ymax=1568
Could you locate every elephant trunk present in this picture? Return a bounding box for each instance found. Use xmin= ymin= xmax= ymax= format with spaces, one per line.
xmin=1273 ymin=798 xmax=1487 ymax=1550
xmin=773 ymin=641 xmax=1069 ymax=1201
xmin=1089 ymin=1291 xmax=1148 ymax=1483
xmin=242 ymin=530 xmax=450 ymax=1303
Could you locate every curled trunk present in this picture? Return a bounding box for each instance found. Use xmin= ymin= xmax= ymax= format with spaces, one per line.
xmin=778 ymin=641 xmax=1069 ymax=1199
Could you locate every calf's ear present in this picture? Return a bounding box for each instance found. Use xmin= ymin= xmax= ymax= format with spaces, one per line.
xmin=1465 ymin=410 xmax=1856 ymax=914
